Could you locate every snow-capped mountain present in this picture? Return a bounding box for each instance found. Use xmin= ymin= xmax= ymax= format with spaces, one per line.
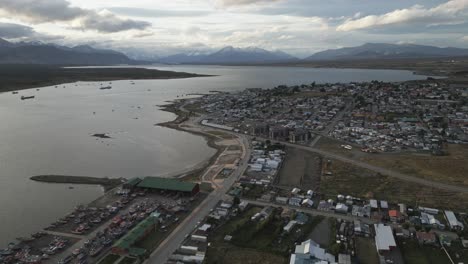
xmin=304 ymin=43 xmax=468 ymax=61
xmin=159 ymin=46 xmax=297 ymax=64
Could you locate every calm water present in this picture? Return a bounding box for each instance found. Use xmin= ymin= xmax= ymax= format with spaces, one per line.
xmin=0 ymin=65 xmax=429 ymax=246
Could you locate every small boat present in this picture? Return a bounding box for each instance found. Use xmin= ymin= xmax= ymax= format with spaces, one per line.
xmin=12 ymin=91 xmax=18 ymax=94
xmin=68 ymin=186 xmax=74 ymax=189
xmin=99 ymin=86 xmax=112 ymax=90
xmin=21 ymin=96 xmax=35 ymax=100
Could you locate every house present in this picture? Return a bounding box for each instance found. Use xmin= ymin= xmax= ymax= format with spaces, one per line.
xmin=276 ymin=196 xmax=289 ymax=204
xmin=284 ymin=220 xmax=297 ymax=233
xmin=338 ymin=254 xmax=352 ymax=264
xmin=354 ymin=220 xmax=371 ymax=237
xmin=292 ymin=188 xmax=301 ymax=195
xmin=380 ymin=200 xmax=389 ymax=209
xmin=388 ymin=210 xmax=403 ymax=223
xmin=295 ymin=212 xmax=309 ymax=225
xmin=239 ymin=201 xmax=249 ymax=211
xmin=352 ymin=205 xmax=371 ymax=218
xmin=444 ymin=210 xmax=464 ymax=231
xmin=370 ymin=199 xmax=378 ymax=209
xmin=335 ymin=203 xmax=349 ymax=214
xmin=260 ymin=206 xmax=274 ymax=219
xmin=416 ymin=232 xmax=437 ymax=245
xmin=302 ymin=199 xmax=314 ymax=207
xmin=291 ymin=240 xmax=336 ymax=263
xmin=281 ymin=208 xmax=294 ymax=219
xmin=374 ymin=224 xmax=396 ymax=253
xmin=289 ymin=197 xmax=303 ymax=207
xmin=420 ymin=212 xmax=445 ymax=229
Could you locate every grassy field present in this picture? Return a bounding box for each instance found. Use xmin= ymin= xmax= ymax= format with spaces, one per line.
xmin=205 ymin=206 xmax=323 ymax=263
xmin=362 ymin=144 xmax=468 ymax=187
xmin=205 ymin=247 xmax=288 ymax=264
xmin=98 ymin=254 xmax=121 ymax=264
xmin=355 ymin=237 xmax=379 ymax=264
xmin=398 ymin=239 xmax=451 ymax=264
xmin=319 ymin=159 xmax=468 ymax=210
xmin=276 ymin=147 xmax=322 ymax=189
xmin=118 ymin=257 xmax=137 ymax=264
xmin=317 ymin=137 xmax=468 ymax=188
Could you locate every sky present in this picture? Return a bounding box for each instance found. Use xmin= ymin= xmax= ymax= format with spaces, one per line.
xmin=1 ymin=0 xmax=468 ymax=57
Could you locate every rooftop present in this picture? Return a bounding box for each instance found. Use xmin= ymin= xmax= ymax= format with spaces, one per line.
xmin=137 ymin=176 xmax=198 ymax=192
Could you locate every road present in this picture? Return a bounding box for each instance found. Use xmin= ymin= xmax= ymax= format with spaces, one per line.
xmin=309 ymin=99 xmax=353 ymax=147
xmin=276 ymin=140 xmax=468 ymax=193
xmin=146 ymin=131 xmax=251 ymax=263
xmin=245 ymin=199 xmax=376 ymax=225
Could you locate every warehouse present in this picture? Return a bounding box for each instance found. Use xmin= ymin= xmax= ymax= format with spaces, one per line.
xmin=112 ymin=215 xmax=158 ymax=257
xmin=136 ymin=176 xmax=200 ymax=196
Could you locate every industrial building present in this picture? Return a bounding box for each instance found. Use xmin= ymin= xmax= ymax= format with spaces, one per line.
xmin=374 ymin=224 xmax=396 ymax=253
xmin=136 ymin=176 xmax=200 ymax=196
xmin=112 ymin=215 xmax=158 ymax=257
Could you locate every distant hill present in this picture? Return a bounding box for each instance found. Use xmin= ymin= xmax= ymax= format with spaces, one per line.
xmin=0 ymin=38 xmax=140 ymax=65
xmin=304 ymin=43 xmax=468 ymax=61
xmin=159 ymin=46 xmax=297 ymax=64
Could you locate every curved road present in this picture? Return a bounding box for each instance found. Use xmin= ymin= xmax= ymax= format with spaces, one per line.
xmin=262 ymin=138 xmax=468 ymax=194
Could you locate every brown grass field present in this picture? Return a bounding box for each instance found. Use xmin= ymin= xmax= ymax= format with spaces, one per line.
xmin=319 ymin=158 xmax=468 ymax=210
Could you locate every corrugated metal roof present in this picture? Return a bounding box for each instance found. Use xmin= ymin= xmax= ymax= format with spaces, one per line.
xmin=113 ymin=216 xmax=157 ymax=250
xmin=125 ymin=177 xmax=142 ymax=187
xmin=137 ymin=177 xmax=197 ymax=192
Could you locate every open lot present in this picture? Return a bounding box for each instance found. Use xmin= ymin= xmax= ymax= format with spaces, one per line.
xmin=398 ymin=239 xmax=451 ymax=264
xmin=317 ymin=137 xmax=468 ymax=188
xmin=362 ymin=144 xmax=468 ymax=188
xmin=319 ymin=159 xmax=468 ymax=210
xmin=205 ymin=206 xmax=323 ymax=263
xmin=308 ymin=217 xmax=331 ymax=248
xmin=276 ymin=147 xmax=322 ymax=189
xmin=355 ymin=237 xmax=379 ymax=264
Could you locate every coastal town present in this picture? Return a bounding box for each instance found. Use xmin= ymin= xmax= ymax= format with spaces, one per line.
xmin=1 ymin=79 xmax=468 ymax=264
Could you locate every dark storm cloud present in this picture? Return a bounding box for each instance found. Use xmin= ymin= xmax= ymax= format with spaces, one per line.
xmin=0 ymin=0 xmax=151 ymax=33
xmin=0 ymin=22 xmax=35 ymax=38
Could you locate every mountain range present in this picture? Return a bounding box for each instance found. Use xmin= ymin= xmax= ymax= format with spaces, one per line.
xmin=1 ymin=39 xmax=468 ymax=65
xmin=304 ymin=43 xmax=468 ymax=61
xmin=158 ymin=46 xmax=297 ymax=64
xmin=0 ymin=38 xmax=137 ymax=65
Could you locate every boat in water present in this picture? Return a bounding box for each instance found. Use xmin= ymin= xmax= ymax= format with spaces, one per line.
xmin=99 ymin=86 xmax=112 ymax=90
xmin=21 ymin=96 xmax=35 ymax=100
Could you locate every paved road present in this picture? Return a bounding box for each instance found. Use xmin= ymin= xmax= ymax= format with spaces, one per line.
xmin=146 ymin=134 xmax=251 ymax=264
xmin=309 ymin=100 xmax=353 ymax=147
xmin=279 ymin=141 xmax=468 ymax=193
xmin=245 ymin=199 xmax=376 ymax=225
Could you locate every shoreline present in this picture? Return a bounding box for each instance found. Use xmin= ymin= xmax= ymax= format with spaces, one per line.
xmin=156 ymin=101 xmax=226 ymax=182
xmin=30 ymin=175 xmax=124 ymax=191
xmin=0 ymin=65 xmax=213 ymax=93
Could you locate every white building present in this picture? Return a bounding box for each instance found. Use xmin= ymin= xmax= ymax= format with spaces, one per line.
xmin=445 ymin=210 xmax=464 ymax=230
xmin=374 ymin=224 xmax=396 ymax=252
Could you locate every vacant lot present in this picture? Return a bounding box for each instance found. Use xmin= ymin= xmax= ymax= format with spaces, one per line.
xmin=363 ymin=144 xmax=468 ymax=187
xmin=398 ymin=239 xmax=451 ymax=264
xmin=205 ymin=247 xmax=287 ymax=264
xmin=308 ymin=217 xmax=331 ymax=247
xmin=277 ymin=147 xmax=322 ymax=189
xmin=320 ymin=159 xmax=468 ymax=210
xmin=355 ymin=237 xmax=379 ymax=264
xmin=205 ymin=206 xmax=323 ymax=264
xmin=318 ymin=137 xmax=468 ymax=188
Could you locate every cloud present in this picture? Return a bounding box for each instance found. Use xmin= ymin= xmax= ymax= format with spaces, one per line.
xmin=214 ymin=0 xmax=282 ymax=7
xmin=0 ymin=0 xmax=151 ymax=33
xmin=108 ymin=7 xmax=211 ymax=18
xmin=0 ymin=22 xmax=35 ymax=38
xmin=337 ymin=0 xmax=468 ymax=31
